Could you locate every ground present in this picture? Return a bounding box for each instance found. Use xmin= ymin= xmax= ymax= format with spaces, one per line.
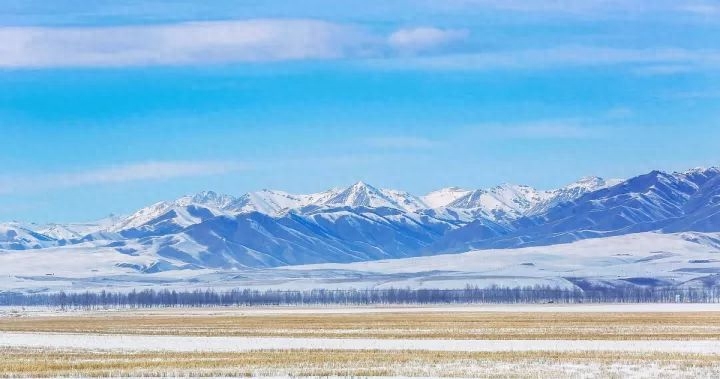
xmin=1 ymin=304 xmax=719 ymax=377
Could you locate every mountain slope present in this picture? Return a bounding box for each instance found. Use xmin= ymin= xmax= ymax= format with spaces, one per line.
xmin=131 ymin=206 xmax=456 ymax=269
xmin=0 ymin=223 xmax=56 ymax=250
xmin=434 ymin=168 xmax=720 ymax=251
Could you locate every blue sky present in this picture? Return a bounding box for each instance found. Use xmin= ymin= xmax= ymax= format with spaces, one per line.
xmin=1 ymin=0 xmax=719 ymax=222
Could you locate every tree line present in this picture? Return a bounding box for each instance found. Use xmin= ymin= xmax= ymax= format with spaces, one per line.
xmin=1 ymin=285 xmax=719 ymax=308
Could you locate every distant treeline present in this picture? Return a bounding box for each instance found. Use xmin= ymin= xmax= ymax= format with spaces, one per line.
xmin=2 ymin=286 xmax=720 ymax=308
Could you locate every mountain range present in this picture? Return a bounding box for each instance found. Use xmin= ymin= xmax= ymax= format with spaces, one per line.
xmin=2 ymin=167 xmax=719 ymax=273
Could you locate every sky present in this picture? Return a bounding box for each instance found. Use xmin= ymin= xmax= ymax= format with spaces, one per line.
xmin=1 ymin=0 xmax=719 ymax=223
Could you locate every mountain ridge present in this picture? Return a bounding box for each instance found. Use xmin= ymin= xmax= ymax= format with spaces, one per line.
xmin=1 ymin=166 xmax=719 ymax=273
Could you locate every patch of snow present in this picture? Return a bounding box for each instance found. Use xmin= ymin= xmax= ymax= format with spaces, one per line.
xmin=2 ymin=333 xmax=720 ymax=354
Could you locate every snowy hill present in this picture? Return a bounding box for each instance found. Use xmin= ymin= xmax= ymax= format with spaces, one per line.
xmin=283 ymin=231 xmax=720 ymax=291
xmin=3 ymin=231 xmax=720 ymax=294
xmin=0 ymin=223 xmax=56 ymax=250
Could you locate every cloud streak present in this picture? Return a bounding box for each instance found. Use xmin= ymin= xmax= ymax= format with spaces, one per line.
xmin=1 ymin=19 xmax=716 ymax=75
xmin=0 ymin=19 xmax=473 ymax=68
xmin=369 ymin=46 xmax=720 ymax=73
xmin=388 ymin=27 xmax=469 ymax=52
xmin=0 ymin=19 xmax=376 ymax=68
xmin=0 ymin=161 xmax=246 ymax=194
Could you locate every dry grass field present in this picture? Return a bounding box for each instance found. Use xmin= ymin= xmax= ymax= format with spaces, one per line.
xmin=1 ymin=310 xmax=720 ymax=340
xmin=2 ymin=348 xmax=720 ymax=378
xmin=2 ymin=307 xmax=720 ymax=377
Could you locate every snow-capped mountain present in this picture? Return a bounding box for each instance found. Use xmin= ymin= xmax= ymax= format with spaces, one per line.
xmin=37 ymin=216 xmax=122 ymax=240
xmin=445 ymin=184 xmax=553 ymax=223
xmin=321 ymin=181 xmax=427 ymax=212
xmin=2 ymin=166 xmax=719 ymax=275
xmin=434 ymin=177 xmax=618 ymax=224
xmin=664 ymin=168 xmax=720 ymax=233
xmin=151 ymin=206 xmax=456 ymax=268
xmin=108 ymin=201 xmax=223 ymax=235
xmin=422 ymin=187 xmax=471 ymax=208
xmin=175 ymin=190 xmax=236 ymax=209
xmin=228 ymin=188 xmax=341 ymax=215
xmin=526 ymin=176 xmax=622 ymax=216
xmin=434 ymin=167 xmax=720 ymax=252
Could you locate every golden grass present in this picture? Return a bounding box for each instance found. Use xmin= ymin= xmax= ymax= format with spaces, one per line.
xmin=2 ymin=311 xmax=720 ymax=340
xmin=2 ymin=348 xmax=720 ymax=378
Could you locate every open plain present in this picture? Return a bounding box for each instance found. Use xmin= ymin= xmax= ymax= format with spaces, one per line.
xmin=1 ymin=304 xmax=720 ymax=377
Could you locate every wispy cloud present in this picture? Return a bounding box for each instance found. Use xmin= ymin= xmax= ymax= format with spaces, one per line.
xmin=368 ymin=46 xmax=720 ymax=73
xmin=0 ymin=161 xmax=246 ymax=194
xmin=0 ymin=20 xmax=476 ymax=68
xmin=364 ymin=136 xmax=437 ymax=149
xmin=2 ymin=19 xmax=717 ymax=74
xmin=388 ymin=27 xmax=468 ymax=53
xmin=0 ymin=19 xmax=376 ymax=68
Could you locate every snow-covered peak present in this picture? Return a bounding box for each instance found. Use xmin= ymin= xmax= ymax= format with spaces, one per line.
xmin=444 ymin=183 xmax=554 ymax=222
xmin=381 ymin=188 xmax=428 ymax=212
xmin=322 ymin=182 xmax=426 ymax=211
xmin=230 ymin=189 xmax=309 ymax=215
xmin=527 ymin=176 xmax=622 ymax=216
xmin=437 ymin=177 xmax=626 ymax=223
xmin=554 ymin=176 xmax=622 ymax=194
xmin=108 ymin=201 xmax=175 ymax=232
xmin=323 ymin=181 xmax=396 ymax=209
xmin=176 ymin=190 xmax=236 ymax=209
xmin=490 ymin=184 xmax=553 ymax=209
xmin=679 ymin=166 xmax=720 ymax=176
xmin=675 ymin=167 xmax=720 ymax=188
xmin=565 ymin=176 xmax=607 ymax=190
xmin=422 ymin=187 xmax=471 ymax=208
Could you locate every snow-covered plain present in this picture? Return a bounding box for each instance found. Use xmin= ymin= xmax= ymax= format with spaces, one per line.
xmin=1 ymin=231 xmax=719 ymax=294
xmin=1 ymin=332 xmax=719 ymax=353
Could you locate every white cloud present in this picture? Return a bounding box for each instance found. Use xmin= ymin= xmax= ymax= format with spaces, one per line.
xmin=388 ymin=27 xmax=468 ymax=52
xmin=0 ymin=20 xmax=477 ymax=68
xmin=364 ymin=136 xmax=436 ymax=149
xmin=0 ymin=19 xmax=376 ymax=68
xmin=368 ymin=46 xmax=720 ymax=72
xmin=0 ymin=161 xmax=246 ymax=194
